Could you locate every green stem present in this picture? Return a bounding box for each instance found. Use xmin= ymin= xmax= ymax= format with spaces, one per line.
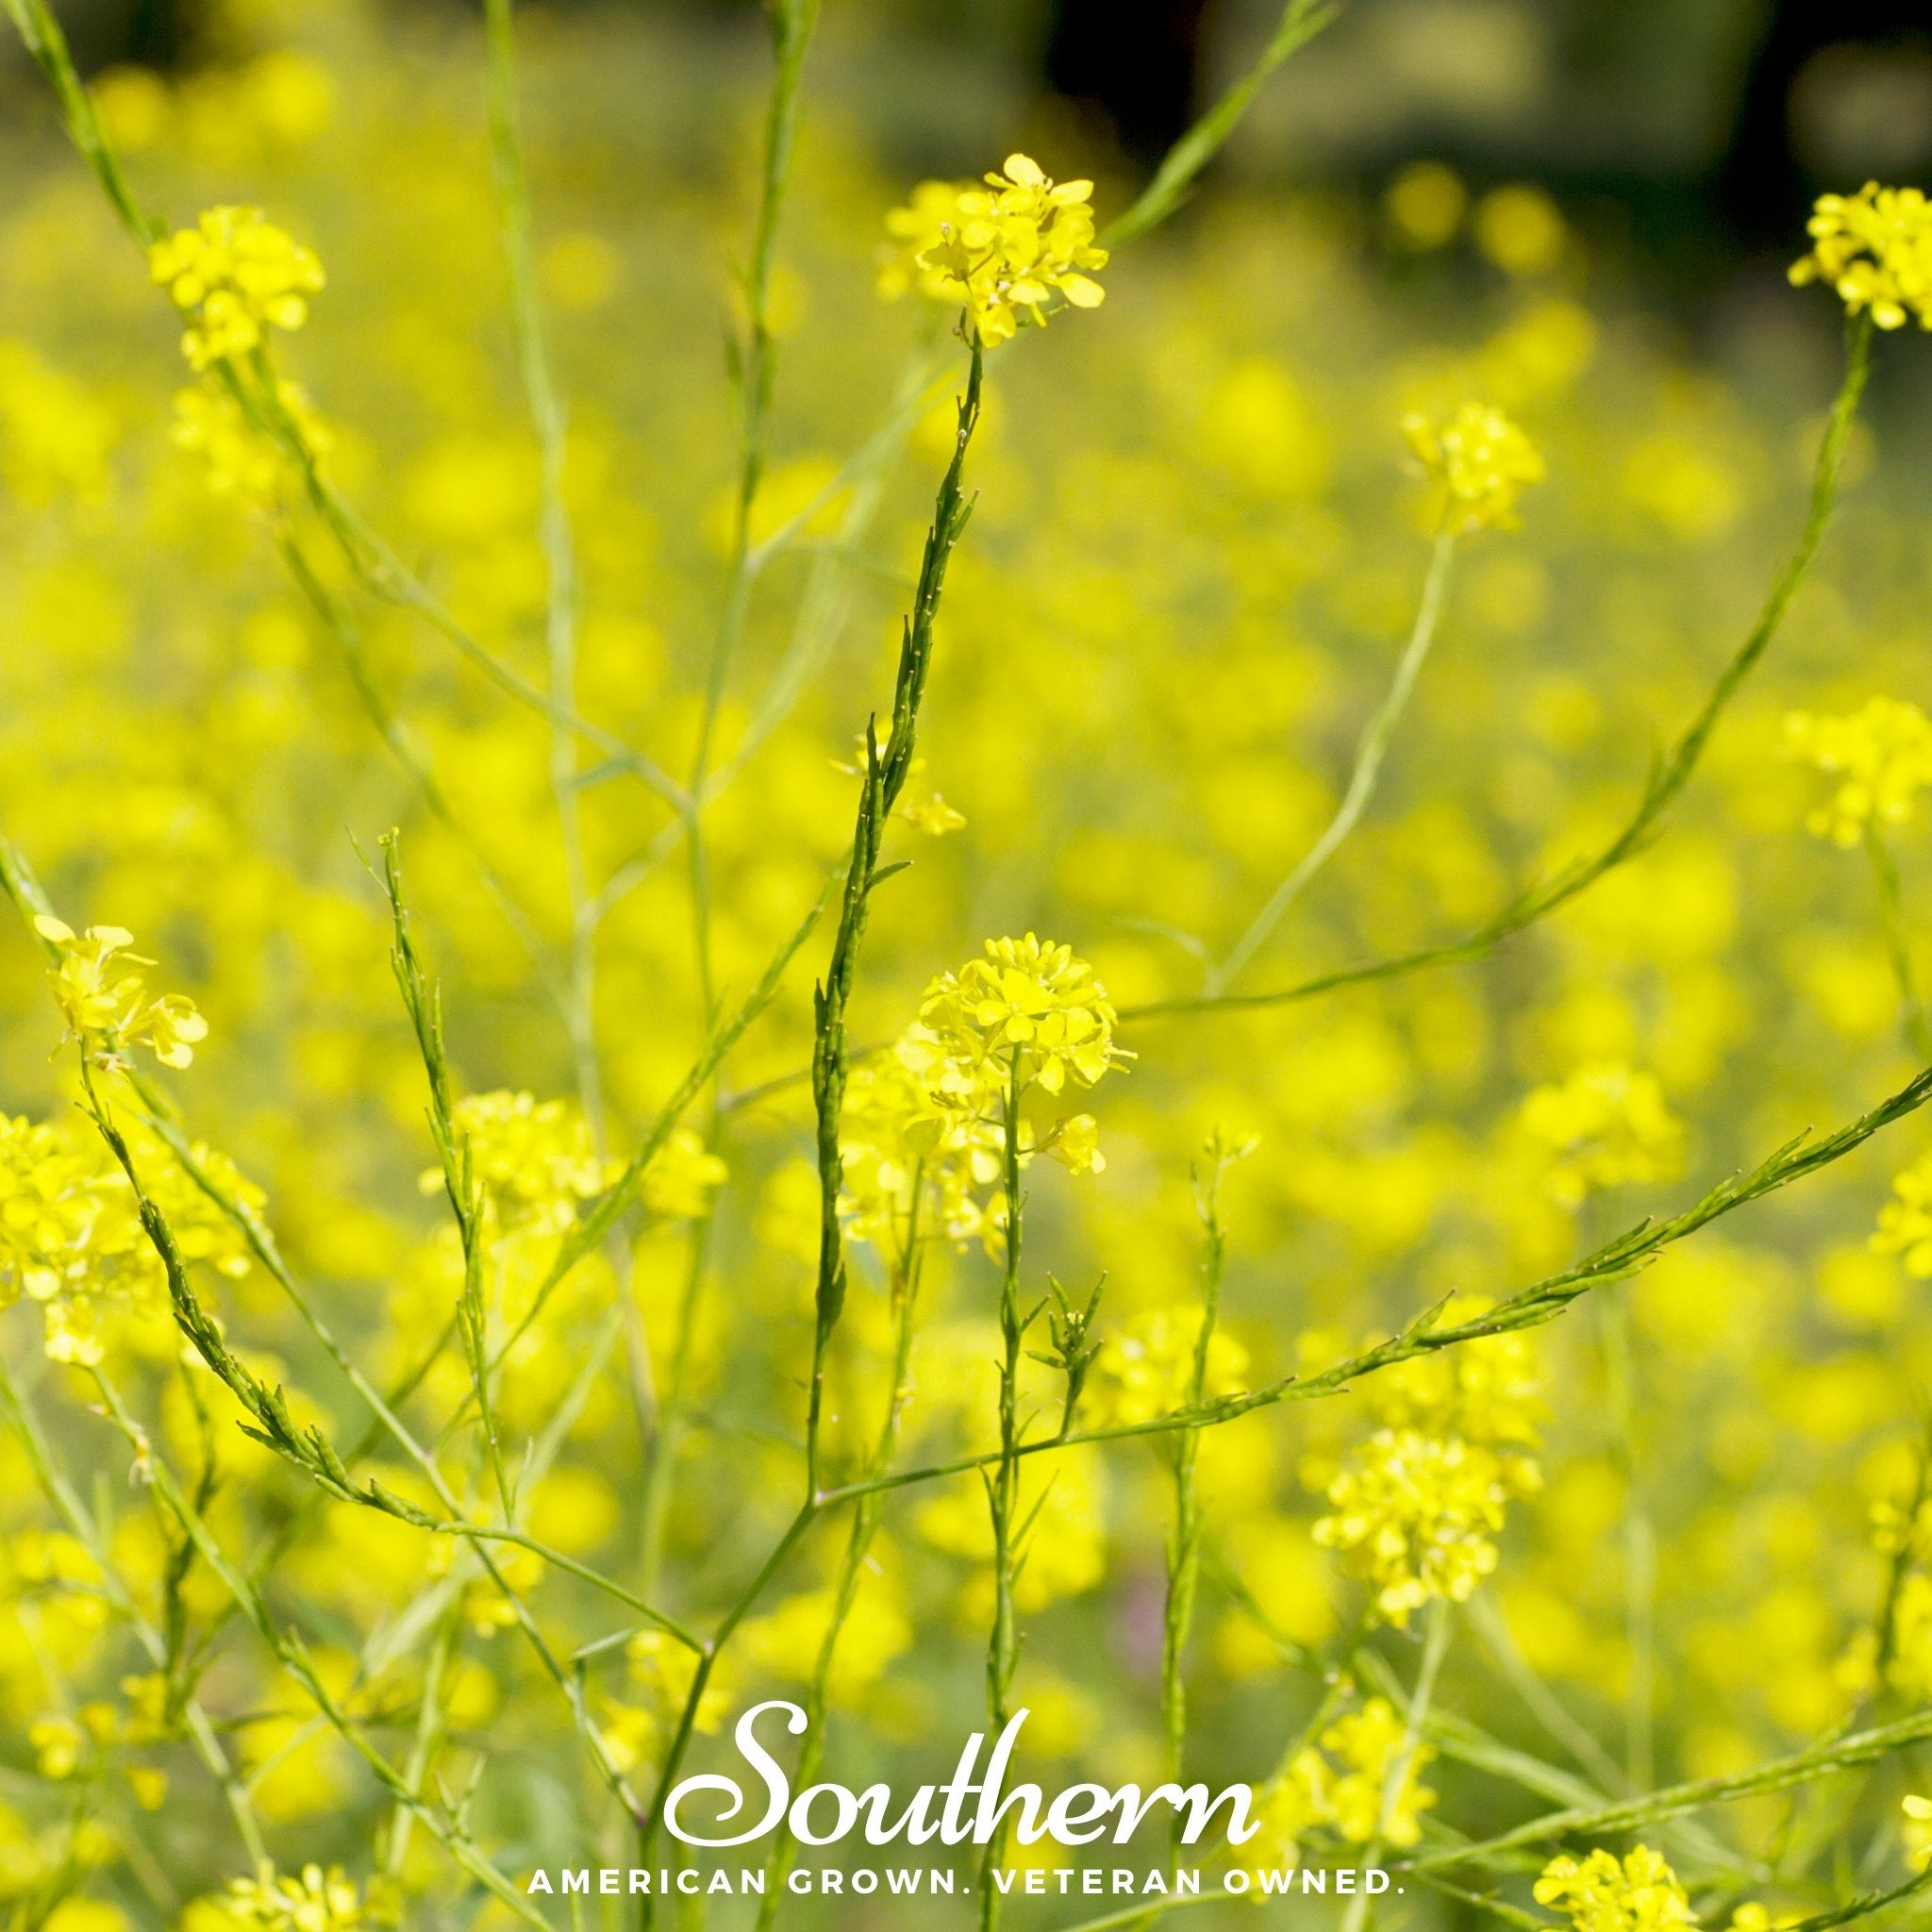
xmin=1340 ymin=1599 xmax=1449 ymax=1932
xmin=1160 ymin=1147 xmax=1236 ymax=1873
xmin=980 ymin=1051 xmax=1028 ymax=1932
xmin=1209 ymin=531 xmax=1455 ymax=994
xmin=803 ymin=335 xmax=984 ymax=1496
xmin=755 ymin=1207 xmax=925 ymax=1928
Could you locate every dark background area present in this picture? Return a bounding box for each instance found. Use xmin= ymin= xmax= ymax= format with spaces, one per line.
xmin=22 ymin=0 xmax=1932 ymax=278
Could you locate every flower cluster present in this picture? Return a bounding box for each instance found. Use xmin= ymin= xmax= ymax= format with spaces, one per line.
xmin=0 ymin=1111 xmax=258 ymax=1365
xmin=1789 ymin=183 xmax=1932 ymax=331
xmin=34 ymin=916 xmax=208 ymax=1071
xmin=1311 ymin=1297 xmax=1542 ymax=1625
xmin=1784 ymin=698 xmax=1932 ymax=848
xmin=1314 ymin=1427 xmax=1531 ymax=1624
xmin=148 ymin=206 xmax=325 ymax=370
xmin=1401 ymin=402 xmax=1543 ymax=533
xmin=914 ymin=934 xmax=1125 ymax=1098
xmin=1518 ymin=1061 xmax=1684 ymax=1208
xmin=222 ymin=1863 xmax=369 ymax=1931
xmin=880 ymin=155 xmax=1107 ymax=344
xmin=433 ymin=1091 xmax=723 ymax=1238
xmin=1241 ymin=1698 xmax=1437 ymax=1871
xmin=1534 ymin=1846 xmax=1698 ymax=1932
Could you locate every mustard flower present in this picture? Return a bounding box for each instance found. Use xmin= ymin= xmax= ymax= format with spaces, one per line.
xmin=1533 ymin=1846 xmax=1698 ymax=1932
xmin=149 ymin=207 xmax=325 ymax=371
xmin=1784 ymin=699 xmax=1932 ymax=848
xmin=1236 ymin=1697 xmax=1437 ymax=1874
xmin=1314 ymin=1427 xmax=1536 ymax=1625
xmin=1873 ymin=1148 xmax=1932 ymax=1275
xmin=877 ymin=178 xmax=973 ymax=302
xmin=1 ymin=1111 xmax=257 ymax=1365
xmin=1904 ymin=1794 xmax=1932 ymax=1873
xmin=1401 ymin=401 xmax=1543 ymax=533
xmin=1789 ymin=184 xmax=1932 ymax=331
xmin=436 ymin=1091 xmax=609 ymax=1238
xmin=881 ymin=154 xmax=1108 ymax=345
xmin=34 ymin=915 xmax=208 ymax=1070
xmin=223 ymin=1863 xmax=367 ymax=1932
xmin=1518 ymin=1062 xmax=1684 ymax=1208
xmin=1306 ymin=1699 xmax=1437 ymax=1845
xmin=915 ymin=934 xmax=1126 ymax=1097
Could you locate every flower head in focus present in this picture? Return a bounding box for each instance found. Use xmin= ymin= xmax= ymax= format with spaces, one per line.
xmin=34 ymin=915 xmax=208 ymax=1070
xmin=148 ymin=206 xmax=325 ymax=370
xmin=1534 ymin=1846 xmax=1699 ymax=1932
xmin=1402 ymin=402 xmax=1543 ymax=533
xmin=1784 ymin=699 xmax=1932 ymax=848
xmin=1789 ymin=184 xmax=1932 ymax=330
xmin=881 ymin=155 xmax=1108 ymax=345
xmin=915 ymin=934 xmax=1126 ymax=1097
xmin=1313 ymin=1427 xmax=1535 ymax=1625
xmin=1518 ymin=1062 xmax=1684 ymax=1208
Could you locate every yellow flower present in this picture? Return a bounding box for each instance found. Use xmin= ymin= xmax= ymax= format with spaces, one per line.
xmin=915 ymin=934 xmax=1126 ymax=1097
xmin=1789 ymin=183 xmax=1932 ymax=331
xmin=1239 ymin=1697 xmax=1436 ymax=1872
xmin=1313 ymin=1427 xmax=1537 ymax=1625
xmin=1904 ymin=1794 xmax=1932 ymax=1873
xmin=1306 ymin=1699 xmax=1436 ymax=1845
xmin=832 ymin=734 xmax=966 ymax=837
xmin=33 ymin=915 xmax=208 ymax=1069
xmin=883 ymin=154 xmax=1108 ymax=345
xmin=877 ymin=178 xmax=973 ymax=301
xmin=1534 ymin=1846 xmax=1699 ymax=1932
xmin=1402 ymin=402 xmax=1542 ymax=534
xmin=223 ymin=1863 xmax=367 ymax=1932
xmin=0 ymin=1111 xmax=257 ymax=1363
xmin=436 ymin=1091 xmax=610 ymax=1238
xmin=1518 ymin=1062 xmax=1684 ymax=1208
xmin=1784 ymin=699 xmax=1932 ymax=847
xmin=148 ymin=207 xmax=325 ymax=370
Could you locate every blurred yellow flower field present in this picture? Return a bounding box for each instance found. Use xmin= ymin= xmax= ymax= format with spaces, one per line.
xmin=4 ymin=0 xmax=1932 ymax=1927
